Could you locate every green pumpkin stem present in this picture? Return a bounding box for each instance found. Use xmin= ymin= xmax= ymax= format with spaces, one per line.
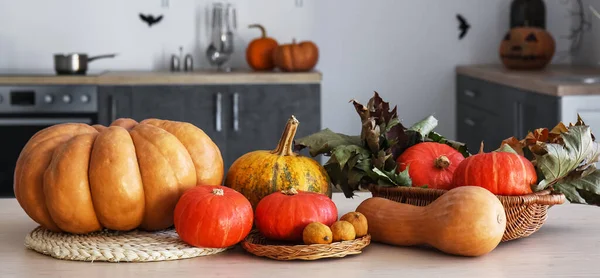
xmin=212 ymin=188 xmax=224 ymax=196
xmin=272 ymin=115 xmax=299 ymax=157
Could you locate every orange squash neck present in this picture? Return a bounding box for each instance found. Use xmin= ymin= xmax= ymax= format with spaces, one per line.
xmin=272 ymin=115 xmax=299 ymax=156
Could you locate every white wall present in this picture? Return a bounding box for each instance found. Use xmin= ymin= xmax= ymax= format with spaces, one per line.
xmin=0 ymin=0 xmax=574 ymax=139
xmin=311 ymin=0 xmax=573 ymax=139
xmin=572 ymin=0 xmax=600 ymax=66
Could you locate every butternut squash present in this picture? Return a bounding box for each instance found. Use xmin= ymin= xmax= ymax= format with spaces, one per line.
xmin=356 ymin=186 xmax=506 ymax=257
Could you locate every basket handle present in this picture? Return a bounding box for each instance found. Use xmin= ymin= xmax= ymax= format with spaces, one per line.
xmin=524 ymin=190 xmax=566 ymax=206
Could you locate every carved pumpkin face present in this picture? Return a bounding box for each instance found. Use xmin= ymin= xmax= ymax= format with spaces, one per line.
xmin=499 ymin=27 xmax=555 ymax=70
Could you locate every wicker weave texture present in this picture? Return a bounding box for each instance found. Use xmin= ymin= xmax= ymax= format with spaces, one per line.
xmin=24 ymin=226 xmax=229 ymax=262
xmin=241 ymin=230 xmax=371 ymax=260
xmin=368 ymin=185 xmax=566 ymax=242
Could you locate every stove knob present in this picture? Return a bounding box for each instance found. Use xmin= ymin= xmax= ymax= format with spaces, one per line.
xmin=44 ymin=94 xmax=54 ymax=104
xmin=80 ymin=94 xmax=90 ymax=103
xmin=62 ymin=94 xmax=72 ymax=103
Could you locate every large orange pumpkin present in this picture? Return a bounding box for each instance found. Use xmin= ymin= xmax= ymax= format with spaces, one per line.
xmin=13 ymin=118 xmax=223 ymax=234
xmin=272 ymin=39 xmax=319 ymax=72
xmin=246 ymin=24 xmax=278 ymax=71
xmin=499 ymin=27 xmax=555 ymax=70
xmin=224 ymin=115 xmax=331 ymax=209
xmin=451 ymin=143 xmax=537 ymax=195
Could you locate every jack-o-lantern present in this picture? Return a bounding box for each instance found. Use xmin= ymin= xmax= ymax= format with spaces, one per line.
xmin=499 ymin=27 xmax=555 ymax=70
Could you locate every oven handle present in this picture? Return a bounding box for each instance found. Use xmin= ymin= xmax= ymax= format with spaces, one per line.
xmin=0 ymin=118 xmax=93 ymax=126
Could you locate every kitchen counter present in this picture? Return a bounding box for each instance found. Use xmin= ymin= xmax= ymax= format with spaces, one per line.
xmin=1 ymin=193 xmax=599 ymax=277
xmin=0 ymin=70 xmax=322 ymax=85
xmin=456 ymin=64 xmax=600 ymax=96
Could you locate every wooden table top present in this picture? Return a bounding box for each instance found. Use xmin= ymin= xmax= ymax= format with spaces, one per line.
xmin=1 ymin=192 xmax=599 ymax=278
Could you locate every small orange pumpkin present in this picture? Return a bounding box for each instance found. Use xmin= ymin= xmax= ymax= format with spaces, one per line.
xmin=272 ymin=39 xmax=319 ymax=72
xmin=246 ymin=24 xmax=278 ymax=71
xmin=499 ymin=27 xmax=555 ymax=70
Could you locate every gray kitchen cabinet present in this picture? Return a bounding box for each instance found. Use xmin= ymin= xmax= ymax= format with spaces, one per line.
xmin=456 ymin=75 xmax=560 ymax=153
xmin=183 ymin=85 xmax=229 ymax=166
xmin=225 ymin=84 xmax=321 ymax=168
xmin=130 ymin=86 xmax=187 ymax=121
xmin=98 ymin=84 xmax=321 ymax=174
xmin=97 ymin=86 xmax=132 ymax=125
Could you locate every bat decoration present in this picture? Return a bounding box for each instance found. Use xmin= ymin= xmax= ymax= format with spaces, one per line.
xmin=456 ymin=14 xmax=470 ymax=40
xmin=139 ymin=13 xmax=163 ymax=27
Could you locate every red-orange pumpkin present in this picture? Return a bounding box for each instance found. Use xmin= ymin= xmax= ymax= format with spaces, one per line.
xmin=397 ymin=142 xmax=465 ymax=190
xmin=255 ymin=188 xmax=338 ymax=242
xmin=451 ymin=144 xmax=537 ymax=195
xmin=174 ymin=185 xmax=253 ymax=248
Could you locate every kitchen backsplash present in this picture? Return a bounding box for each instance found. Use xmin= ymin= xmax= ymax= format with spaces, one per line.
xmin=0 ymin=0 xmax=315 ymax=70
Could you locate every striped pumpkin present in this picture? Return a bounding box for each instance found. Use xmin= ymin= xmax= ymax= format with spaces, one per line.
xmin=451 ymin=143 xmax=537 ymax=195
xmin=224 ymin=116 xmax=332 ymax=209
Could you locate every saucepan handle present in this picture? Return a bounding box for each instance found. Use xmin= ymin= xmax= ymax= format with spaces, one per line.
xmin=88 ymin=54 xmax=118 ymax=62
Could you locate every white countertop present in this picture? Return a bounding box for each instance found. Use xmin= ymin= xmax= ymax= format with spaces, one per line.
xmin=456 ymin=64 xmax=600 ymax=96
xmin=1 ymin=192 xmax=599 ymax=277
xmin=0 ymin=70 xmax=322 ymax=85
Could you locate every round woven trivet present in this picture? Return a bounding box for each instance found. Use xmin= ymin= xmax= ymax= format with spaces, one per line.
xmin=24 ymin=226 xmax=230 ymax=262
xmin=241 ymin=230 xmax=371 ymax=261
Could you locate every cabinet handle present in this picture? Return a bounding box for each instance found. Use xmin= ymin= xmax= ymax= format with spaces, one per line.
xmin=110 ymin=95 xmax=117 ymax=122
xmin=464 ymin=118 xmax=476 ymax=127
xmin=215 ymin=92 xmax=222 ymax=132
xmin=463 ymin=90 xmax=477 ymax=98
xmin=232 ymin=92 xmax=239 ymax=132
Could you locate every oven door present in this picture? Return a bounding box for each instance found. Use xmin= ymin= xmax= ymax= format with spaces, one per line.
xmin=0 ymin=114 xmax=97 ymax=198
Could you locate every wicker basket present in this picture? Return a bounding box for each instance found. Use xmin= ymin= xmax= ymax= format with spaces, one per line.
xmin=241 ymin=230 xmax=371 ymax=261
xmin=368 ymin=185 xmax=566 ymax=242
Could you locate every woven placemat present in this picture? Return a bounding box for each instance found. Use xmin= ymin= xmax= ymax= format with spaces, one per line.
xmin=24 ymin=226 xmax=230 ymax=263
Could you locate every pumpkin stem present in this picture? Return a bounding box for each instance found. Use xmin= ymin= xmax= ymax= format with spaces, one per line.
xmin=479 ymin=141 xmax=485 ymax=154
xmin=248 ymin=24 xmax=267 ymax=38
xmin=271 ymin=115 xmax=299 ymax=156
xmin=212 ymin=188 xmax=224 ymax=196
xmin=435 ymin=155 xmax=451 ymax=169
xmin=281 ymin=187 xmax=299 ymax=195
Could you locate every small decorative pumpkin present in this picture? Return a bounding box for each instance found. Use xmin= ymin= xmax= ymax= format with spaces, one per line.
xmin=173 ymin=185 xmax=253 ymax=248
xmin=356 ymin=186 xmax=506 ymax=257
xmin=272 ymin=39 xmax=319 ymax=72
xmin=340 ymin=212 xmax=368 ymax=237
xmin=396 ymin=142 xmax=465 ymax=190
xmin=254 ymin=188 xmax=338 ymax=242
xmin=499 ymin=27 xmax=555 ymax=70
xmin=224 ymin=115 xmax=332 ymax=209
xmin=330 ymin=221 xmax=356 ymax=242
xmin=303 ymin=222 xmax=333 ymax=244
xmin=246 ymin=24 xmax=278 ymax=71
xmin=451 ymin=143 xmax=537 ymax=195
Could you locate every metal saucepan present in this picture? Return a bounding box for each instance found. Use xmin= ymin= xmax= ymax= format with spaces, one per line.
xmin=53 ymin=53 xmax=117 ymax=75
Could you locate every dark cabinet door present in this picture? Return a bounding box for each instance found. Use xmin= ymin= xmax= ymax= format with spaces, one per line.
xmin=224 ymin=84 xmax=321 ymax=169
xmin=457 ymin=104 xmax=514 ymax=154
xmin=510 ymin=88 xmax=560 ymax=138
xmin=97 ymin=86 xmax=132 ymax=126
xmin=130 ymin=86 xmax=187 ymax=121
xmin=183 ymin=86 xmax=229 ymax=172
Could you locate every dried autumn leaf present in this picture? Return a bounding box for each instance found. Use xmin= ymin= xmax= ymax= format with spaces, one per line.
xmin=500 ymin=137 xmax=524 ymax=156
xmin=524 ymin=128 xmax=549 ymax=146
xmin=535 ymin=125 xmax=600 ymax=204
xmin=294 ymin=129 xmax=362 ymax=157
